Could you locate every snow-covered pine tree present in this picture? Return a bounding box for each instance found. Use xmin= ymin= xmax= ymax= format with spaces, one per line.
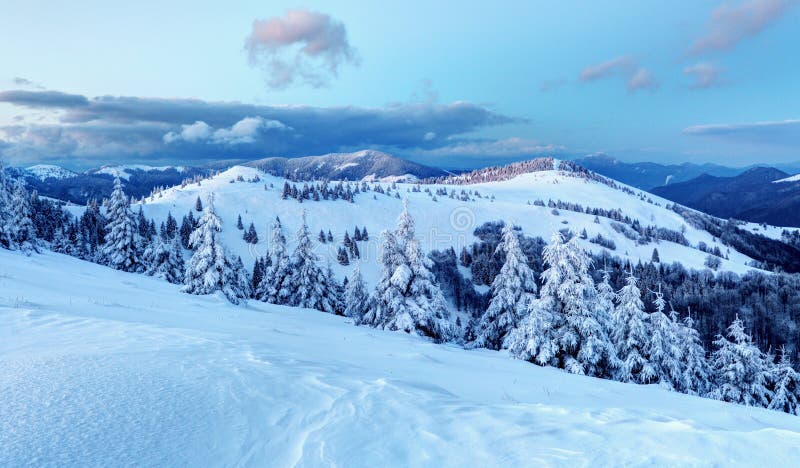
xmin=613 ymin=270 xmax=655 ymax=383
xmin=194 ymin=195 xmax=203 ymax=212
xmin=366 ymin=200 xmax=451 ymax=342
xmin=0 ymin=162 xmax=11 ymax=250
xmin=344 ymin=265 xmax=370 ymax=323
xmin=288 ymin=210 xmax=336 ymax=313
xmin=9 ymin=179 xmax=38 ymax=254
xmin=710 ymin=315 xmax=773 ymax=407
xmin=236 ymin=214 xmax=244 ymax=230
xmin=182 ymin=193 xmax=230 ymax=298
xmin=223 ymin=255 xmax=251 ymax=304
xmin=646 ymin=286 xmax=684 ymax=390
xmin=256 ymin=216 xmax=292 ymax=304
xmin=102 ymin=178 xmax=141 ymax=272
xmin=470 ymin=222 xmax=537 ymax=350
xmin=144 ymin=233 xmax=185 ymax=284
xmin=165 ymin=212 xmax=178 ymax=239
xmin=677 ymin=313 xmax=712 ymax=396
xmin=768 ymin=345 xmax=800 ymax=415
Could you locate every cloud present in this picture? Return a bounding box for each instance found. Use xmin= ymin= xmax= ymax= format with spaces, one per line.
xmin=579 ymin=56 xmax=634 ymax=82
xmin=164 ymin=116 xmax=289 ymax=145
xmin=539 ymin=78 xmax=568 ymax=92
xmin=579 ymin=56 xmax=657 ymax=92
xmin=690 ymin=0 xmax=796 ymax=55
xmin=244 ymin=9 xmax=359 ymax=88
xmin=683 ymin=119 xmax=800 ymax=146
xmin=0 ymin=90 xmax=89 ymax=108
xmin=626 ymin=68 xmax=659 ymax=92
xmin=0 ymin=89 xmax=517 ymax=167
xmin=683 ymin=62 xmax=728 ymax=89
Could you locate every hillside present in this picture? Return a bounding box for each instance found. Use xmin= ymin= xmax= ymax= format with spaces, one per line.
xmin=652 ymin=167 xmax=800 ymax=227
xmin=129 ymin=163 xmax=761 ymax=288
xmin=245 ymin=150 xmax=447 ymax=182
xmin=2 ymin=248 xmax=800 ymax=466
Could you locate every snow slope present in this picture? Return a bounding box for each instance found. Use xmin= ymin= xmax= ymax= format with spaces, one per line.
xmin=92 ymin=164 xmax=186 ymax=180
xmin=125 ymin=165 xmax=758 ymax=292
xmin=2 ymin=249 xmax=800 ymax=466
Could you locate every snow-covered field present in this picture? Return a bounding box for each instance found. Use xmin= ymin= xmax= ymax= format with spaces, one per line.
xmin=2 ymin=249 xmax=800 ymax=466
xmin=116 ymin=165 xmax=759 ymax=292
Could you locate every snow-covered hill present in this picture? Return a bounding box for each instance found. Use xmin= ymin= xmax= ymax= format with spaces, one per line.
xmin=128 ymin=164 xmax=758 ymax=291
xmin=89 ymin=164 xmax=187 ymax=181
xmin=245 ymin=149 xmax=447 ymax=182
xmin=2 ymin=248 xmax=799 ymax=466
xmin=24 ymin=164 xmax=77 ymax=181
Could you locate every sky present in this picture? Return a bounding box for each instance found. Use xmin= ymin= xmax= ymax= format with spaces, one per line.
xmin=0 ymin=0 xmax=798 ymax=170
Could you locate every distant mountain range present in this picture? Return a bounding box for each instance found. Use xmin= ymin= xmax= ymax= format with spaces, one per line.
xmin=572 ymin=154 xmax=744 ymax=190
xmin=7 ymin=164 xmax=206 ymax=204
xmin=7 ymin=150 xmax=448 ymax=204
xmin=651 ymin=167 xmax=800 ymax=227
xmin=245 ymin=150 xmax=448 ymax=182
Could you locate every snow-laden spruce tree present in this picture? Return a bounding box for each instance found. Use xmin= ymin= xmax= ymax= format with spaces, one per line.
xmin=677 ymin=314 xmax=712 ymax=396
xmin=646 ymin=287 xmax=684 ymax=390
xmin=366 ymin=200 xmax=451 ymax=342
xmin=223 ymin=256 xmax=252 ymax=304
xmin=0 ymin=159 xmax=11 ymax=249
xmin=469 ymin=222 xmax=537 ymax=350
xmin=710 ymin=315 xmax=773 ymax=407
xmin=288 ymin=210 xmax=336 ymax=313
xmin=613 ymin=270 xmax=655 ymax=384
xmin=9 ymin=179 xmax=38 ymax=254
xmin=143 ymin=234 xmax=185 ymax=284
xmin=256 ymin=216 xmax=292 ymax=304
xmin=102 ymin=177 xmax=141 ymax=272
xmin=182 ymin=193 xmax=230 ymax=298
xmin=507 ymin=232 xmax=615 ymax=377
xmin=344 ymin=265 xmax=370 ymax=323
xmin=768 ymin=345 xmax=800 ymax=415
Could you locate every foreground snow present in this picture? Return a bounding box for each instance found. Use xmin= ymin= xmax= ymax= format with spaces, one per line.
xmin=2 ymin=250 xmax=800 ymax=466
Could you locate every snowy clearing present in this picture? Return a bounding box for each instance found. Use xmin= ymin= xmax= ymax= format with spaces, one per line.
xmin=2 ymin=249 xmax=800 ymax=466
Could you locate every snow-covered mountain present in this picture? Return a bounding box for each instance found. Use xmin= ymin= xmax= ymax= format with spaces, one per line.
xmin=245 ymin=149 xmax=448 ymax=182
xmin=2 ymin=248 xmax=799 ymax=466
xmin=88 ymin=164 xmax=187 ymax=181
xmin=24 ymin=164 xmax=78 ymax=181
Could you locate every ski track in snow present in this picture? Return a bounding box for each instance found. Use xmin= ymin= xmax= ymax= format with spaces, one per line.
xmin=2 ymin=250 xmax=800 ymax=466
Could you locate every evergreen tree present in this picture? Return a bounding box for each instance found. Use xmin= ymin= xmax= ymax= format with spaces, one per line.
xmin=361 ymin=227 xmax=368 ymax=240
xmin=236 ymin=214 xmax=244 ymax=230
xmin=257 ymin=216 xmax=292 ymax=304
xmin=365 ymin=200 xmax=452 ymax=342
xmin=613 ymin=271 xmax=655 ymax=383
xmin=651 ymin=248 xmax=660 ymax=263
xmin=344 ymin=265 xmax=369 ymax=323
xmin=337 ymin=246 xmax=350 ymax=265
xmin=353 ymin=226 xmax=362 ymax=241
xmin=327 ymin=230 xmax=333 ymax=242
xmin=0 ymin=159 xmax=11 ymax=249
xmin=319 ymin=229 xmax=327 ymax=243
xmin=182 ymin=193 xmax=233 ymax=300
xmin=678 ymin=314 xmax=712 ymax=396
xmin=349 ymin=238 xmax=360 ymax=259
xmin=165 ymin=212 xmax=178 ymax=239
xmin=768 ymin=346 xmax=800 ymax=415
xmin=180 ymin=212 xmax=194 ymax=249
xmin=646 ymin=286 xmax=684 ymax=390
xmin=144 ymin=234 xmax=185 ymax=284
xmin=194 ymin=195 xmax=203 ymax=212
xmin=288 ymin=211 xmax=336 ymax=313
xmin=710 ymin=315 xmax=772 ymax=407
xmin=223 ymin=255 xmax=252 ymax=304
xmin=9 ymin=179 xmax=38 ymax=254
xmin=136 ymin=206 xmax=150 ymax=240
xmin=470 ymin=223 xmax=537 ymax=350
xmin=102 ymin=178 xmax=141 ymax=272
xmin=252 ymin=257 xmax=266 ymax=293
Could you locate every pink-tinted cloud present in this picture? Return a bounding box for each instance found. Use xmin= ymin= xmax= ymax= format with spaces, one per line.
xmin=690 ymin=0 xmax=796 ymax=55
xmin=580 ymin=56 xmax=657 ymax=92
xmin=579 ymin=56 xmax=633 ymax=82
xmin=684 ymin=62 xmax=728 ymax=89
xmin=244 ymin=10 xmax=359 ymax=88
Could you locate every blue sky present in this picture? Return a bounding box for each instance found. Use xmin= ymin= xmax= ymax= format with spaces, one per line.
xmin=1 ymin=0 xmax=798 ymax=169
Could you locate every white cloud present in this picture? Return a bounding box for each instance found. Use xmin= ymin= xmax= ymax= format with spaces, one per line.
xmin=164 ymin=117 xmax=289 ymax=145
xmin=579 ymin=56 xmax=657 ymax=93
xmin=683 ymin=62 xmax=727 ymax=89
